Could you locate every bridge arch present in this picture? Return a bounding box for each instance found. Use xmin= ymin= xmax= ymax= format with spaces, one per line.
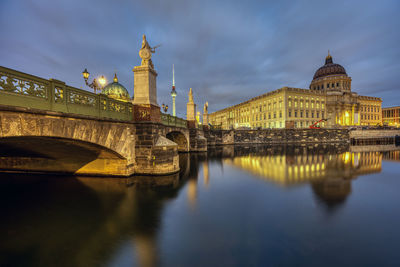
xmin=0 ymin=136 xmax=130 ymax=176
xmin=166 ymin=131 xmax=189 ymax=152
xmin=0 ymin=110 xmax=136 ymax=176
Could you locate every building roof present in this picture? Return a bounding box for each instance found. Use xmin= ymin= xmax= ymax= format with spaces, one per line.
xmin=101 ymin=74 xmax=130 ymax=102
xmin=312 ymin=52 xmax=347 ymax=80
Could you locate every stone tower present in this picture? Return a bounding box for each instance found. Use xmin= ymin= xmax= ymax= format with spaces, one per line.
xmin=132 ymin=34 xmax=160 ymax=122
xmin=186 ymin=88 xmax=197 ymax=127
xmin=203 ymin=102 xmax=208 ymax=126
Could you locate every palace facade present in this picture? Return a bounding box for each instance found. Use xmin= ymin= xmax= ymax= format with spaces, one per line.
xmin=382 ymin=106 xmax=400 ymax=127
xmin=209 ymin=53 xmax=382 ymax=129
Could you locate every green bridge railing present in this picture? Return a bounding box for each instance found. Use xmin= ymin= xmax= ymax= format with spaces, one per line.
xmin=0 ymin=66 xmax=132 ymax=121
xmin=160 ymin=113 xmax=188 ymax=128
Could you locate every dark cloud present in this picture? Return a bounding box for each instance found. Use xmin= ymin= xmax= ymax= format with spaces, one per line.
xmin=1 ymin=0 xmax=399 ymax=115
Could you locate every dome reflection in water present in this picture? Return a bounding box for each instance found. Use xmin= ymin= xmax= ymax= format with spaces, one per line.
xmin=1 ymin=145 xmax=399 ymax=267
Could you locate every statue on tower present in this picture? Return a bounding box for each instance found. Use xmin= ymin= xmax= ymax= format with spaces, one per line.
xmin=139 ymin=34 xmax=160 ymax=69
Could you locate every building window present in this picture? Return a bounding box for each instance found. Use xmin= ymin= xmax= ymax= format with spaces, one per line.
xmin=295 ymin=101 xmax=298 ymax=108
xmin=322 ymin=111 xmax=324 ymax=118
xmin=311 ymin=102 xmax=314 ymax=108
xmin=295 ymin=111 xmax=297 ymax=118
xmin=312 ymin=112 xmax=314 ymax=118
xmin=279 ymin=112 xmax=282 ymax=118
xmin=337 ymin=82 xmax=340 ymax=87
xmin=322 ymin=84 xmax=324 ymax=89
xmin=332 ymin=83 xmax=335 ymax=88
xmin=289 ymin=111 xmax=292 ymax=117
xmin=300 ymin=122 xmax=303 ymax=127
xmin=264 ymin=113 xmax=266 ymax=120
xmin=317 ymin=112 xmax=319 ymax=118
xmin=279 ymin=102 xmax=282 ymax=108
xmin=289 ymin=101 xmax=292 ymax=107
xmin=300 ymin=102 xmax=303 ymax=108
xmin=300 ymin=111 xmax=303 ymax=118
xmin=274 ymin=113 xmax=276 ymax=118
xmin=268 ymin=113 xmax=271 ymax=119
xmin=306 ymin=111 xmax=309 ymax=118
xmin=327 ymin=83 xmax=330 ymax=88
xmin=306 ymin=102 xmax=309 ymax=108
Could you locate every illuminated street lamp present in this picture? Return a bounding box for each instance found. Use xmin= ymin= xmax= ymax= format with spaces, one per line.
xmin=162 ymin=103 xmax=169 ymax=113
xmin=82 ymin=68 xmax=107 ymax=94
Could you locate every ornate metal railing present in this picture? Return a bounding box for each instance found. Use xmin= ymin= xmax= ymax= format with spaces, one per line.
xmin=161 ymin=113 xmax=188 ymax=128
xmin=0 ymin=66 xmax=132 ymax=121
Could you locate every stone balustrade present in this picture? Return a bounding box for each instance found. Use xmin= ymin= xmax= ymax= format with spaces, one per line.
xmin=0 ymin=66 xmax=132 ymax=121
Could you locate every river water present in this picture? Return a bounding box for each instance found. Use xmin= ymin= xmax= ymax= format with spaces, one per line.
xmin=1 ymin=145 xmax=400 ymax=267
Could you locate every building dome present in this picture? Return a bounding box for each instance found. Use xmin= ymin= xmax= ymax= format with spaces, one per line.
xmin=101 ymin=74 xmax=131 ymax=102
xmin=312 ymin=52 xmax=347 ymax=80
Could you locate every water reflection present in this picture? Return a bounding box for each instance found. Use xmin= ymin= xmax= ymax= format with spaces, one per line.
xmin=214 ymin=145 xmax=385 ymax=210
xmin=1 ymin=146 xmax=399 ymax=266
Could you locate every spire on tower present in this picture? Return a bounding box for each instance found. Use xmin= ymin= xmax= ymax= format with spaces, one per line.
xmin=172 ymin=64 xmax=175 ymax=87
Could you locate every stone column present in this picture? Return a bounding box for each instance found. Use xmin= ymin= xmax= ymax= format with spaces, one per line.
xmin=132 ymin=35 xmax=161 ymax=122
xmin=203 ymin=102 xmax=209 ymax=127
xmin=186 ymin=88 xmax=197 ymax=128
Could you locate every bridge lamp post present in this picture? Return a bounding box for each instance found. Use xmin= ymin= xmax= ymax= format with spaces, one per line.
xmin=82 ymin=68 xmax=107 ymax=94
xmin=162 ymin=103 xmax=169 ymax=113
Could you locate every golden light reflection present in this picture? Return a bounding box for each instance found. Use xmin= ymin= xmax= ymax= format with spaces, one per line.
xmin=203 ymin=162 xmax=209 ymax=188
xmin=223 ymin=151 xmax=382 ymax=186
xmin=187 ymin=179 xmax=197 ymax=209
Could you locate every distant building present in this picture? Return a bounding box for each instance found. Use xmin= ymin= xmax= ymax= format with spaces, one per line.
xmin=209 ymin=53 xmax=382 ymax=129
xmin=101 ymin=73 xmax=131 ymax=102
xmin=382 ymin=106 xmax=400 ymax=127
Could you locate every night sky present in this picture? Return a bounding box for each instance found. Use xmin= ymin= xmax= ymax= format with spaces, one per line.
xmin=1 ymin=0 xmax=399 ymax=117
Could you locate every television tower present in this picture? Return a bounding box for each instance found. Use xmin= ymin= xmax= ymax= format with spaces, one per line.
xmin=171 ymin=64 xmax=177 ymax=116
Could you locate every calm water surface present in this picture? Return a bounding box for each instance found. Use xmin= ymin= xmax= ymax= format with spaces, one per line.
xmin=1 ymin=145 xmax=400 ymax=267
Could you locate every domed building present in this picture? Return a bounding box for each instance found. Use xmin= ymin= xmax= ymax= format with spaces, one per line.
xmin=310 ymin=52 xmax=352 ymax=92
xmin=101 ymin=74 xmax=131 ymax=102
xmin=208 ymin=51 xmax=382 ymax=129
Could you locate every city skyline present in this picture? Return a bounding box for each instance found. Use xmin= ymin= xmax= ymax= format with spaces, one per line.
xmin=1 ymin=0 xmax=399 ymax=116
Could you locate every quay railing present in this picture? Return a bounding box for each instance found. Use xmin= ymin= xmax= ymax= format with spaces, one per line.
xmin=161 ymin=113 xmax=188 ymax=128
xmin=0 ymin=66 xmax=132 ymax=121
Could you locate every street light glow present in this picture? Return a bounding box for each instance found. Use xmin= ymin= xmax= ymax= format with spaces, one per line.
xmin=98 ymin=75 xmax=107 ymax=87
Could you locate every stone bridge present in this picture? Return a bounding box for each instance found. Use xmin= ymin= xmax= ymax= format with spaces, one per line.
xmin=0 ymin=65 xmax=207 ymax=176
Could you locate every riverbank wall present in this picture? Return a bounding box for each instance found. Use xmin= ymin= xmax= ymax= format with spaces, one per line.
xmin=205 ymin=129 xmax=350 ymax=145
